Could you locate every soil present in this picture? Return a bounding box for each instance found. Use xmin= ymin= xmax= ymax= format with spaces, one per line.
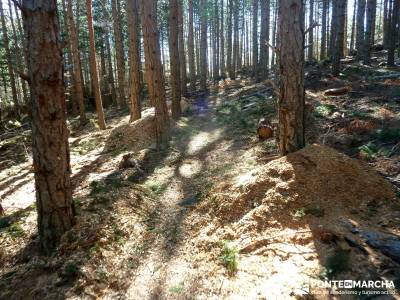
xmin=1 ymin=58 xmax=400 ymax=299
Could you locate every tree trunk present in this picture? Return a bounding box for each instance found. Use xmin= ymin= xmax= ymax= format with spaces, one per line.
xmin=350 ymin=0 xmax=357 ymax=52
xmin=259 ymin=0 xmax=270 ymax=79
xmin=112 ymin=0 xmax=127 ymax=108
xmin=332 ymin=0 xmax=347 ymax=76
xmin=227 ymin=0 xmax=233 ymax=78
xmin=356 ymin=0 xmax=366 ymax=59
xmin=220 ymin=0 xmax=225 ymax=77
xmin=271 ymin=2 xmax=278 ymax=67
xmin=86 ymin=0 xmax=106 ymax=129
xmin=22 ymin=0 xmax=75 ymax=255
xmin=178 ymin=0 xmax=188 ymax=95
xmin=329 ymin=0 xmax=338 ymax=57
xmin=213 ymin=0 xmax=220 ymax=81
xmin=232 ymin=0 xmax=239 ymax=78
xmin=67 ymin=0 xmax=86 ymax=125
xmin=364 ymin=0 xmax=376 ymax=64
xmin=387 ymin=0 xmax=399 ymax=66
xmin=0 ymin=0 xmax=19 ymax=114
xmin=252 ymin=0 xmax=259 ymax=77
xmin=320 ymin=0 xmax=328 ymax=59
xmin=140 ymin=0 xmax=170 ymax=149
xmin=127 ymin=0 xmax=142 ymax=121
xmin=105 ymin=31 xmax=117 ymax=105
xmin=200 ymin=0 xmax=208 ymax=91
xmin=188 ymin=0 xmax=196 ymax=91
xmin=383 ymin=0 xmax=390 ymax=48
xmin=308 ymin=0 xmax=314 ymax=60
xmin=278 ymin=0 xmax=305 ymax=155
xmin=169 ymin=0 xmax=182 ymax=119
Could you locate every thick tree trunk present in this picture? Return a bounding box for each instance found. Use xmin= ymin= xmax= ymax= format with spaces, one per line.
xmin=169 ymin=0 xmax=182 ymax=119
xmin=332 ymin=0 xmax=347 ymax=76
xmin=140 ymin=0 xmax=170 ymax=149
xmin=188 ymin=0 xmax=196 ymax=91
xmin=67 ymin=0 xmax=86 ymax=125
xmin=0 ymin=0 xmax=19 ymax=114
xmin=127 ymin=0 xmax=142 ymax=121
xmin=278 ymin=0 xmax=305 ymax=155
xmin=178 ymin=0 xmax=188 ymax=95
xmin=200 ymin=0 xmax=208 ymax=91
xmin=112 ymin=0 xmax=127 ymax=108
xmin=22 ymin=0 xmax=75 ymax=255
xmin=86 ymin=0 xmax=106 ymax=129
xmin=252 ymin=0 xmax=259 ymax=77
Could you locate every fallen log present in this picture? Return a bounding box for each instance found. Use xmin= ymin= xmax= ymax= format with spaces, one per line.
xmin=324 ymin=86 xmax=351 ymax=96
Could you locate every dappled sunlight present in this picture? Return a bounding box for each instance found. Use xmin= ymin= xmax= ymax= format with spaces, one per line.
xmin=178 ymin=159 xmax=202 ymax=178
xmin=187 ymin=128 xmax=223 ymax=155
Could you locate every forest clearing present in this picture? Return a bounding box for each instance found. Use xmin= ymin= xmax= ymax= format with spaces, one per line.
xmin=1 ymin=0 xmax=400 ymax=299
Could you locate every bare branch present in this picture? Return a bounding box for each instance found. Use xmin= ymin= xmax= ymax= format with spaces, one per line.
xmin=304 ymin=21 xmax=320 ymax=35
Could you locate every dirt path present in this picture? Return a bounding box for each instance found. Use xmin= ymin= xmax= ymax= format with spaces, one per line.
xmin=125 ymin=95 xmax=233 ymax=298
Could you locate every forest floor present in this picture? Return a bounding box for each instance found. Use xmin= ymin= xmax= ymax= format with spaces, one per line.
xmin=1 ymin=54 xmax=400 ymax=299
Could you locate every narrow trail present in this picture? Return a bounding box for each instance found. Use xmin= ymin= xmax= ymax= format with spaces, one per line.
xmin=125 ymin=94 xmax=231 ymax=298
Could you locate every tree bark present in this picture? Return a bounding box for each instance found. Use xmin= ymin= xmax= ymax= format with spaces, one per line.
xmin=22 ymin=0 xmax=75 ymax=255
xmin=227 ymin=0 xmax=234 ymax=79
xmin=220 ymin=0 xmax=225 ymax=77
xmin=259 ymin=0 xmax=270 ymax=79
xmin=188 ymin=0 xmax=196 ymax=91
xmin=169 ymin=0 xmax=182 ymax=119
xmin=350 ymin=0 xmax=357 ymax=52
xmin=278 ymin=0 xmax=305 ymax=155
xmin=332 ymin=0 xmax=347 ymax=76
xmin=178 ymin=0 xmax=188 ymax=95
xmin=140 ymin=0 xmax=170 ymax=149
xmin=112 ymin=0 xmax=127 ymax=108
xmin=356 ymin=0 xmax=366 ymax=59
xmin=86 ymin=0 xmax=106 ymax=129
xmin=252 ymin=0 xmax=259 ymax=77
xmin=307 ymin=0 xmax=314 ymax=60
xmin=387 ymin=0 xmax=399 ymax=66
xmin=364 ymin=0 xmax=376 ymax=64
xmin=127 ymin=0 xmax=142 ymax=121
xmin=105 ymin=31 xmax=117 ymax=104
xmin=200 ymin=0 xmax=208 ymax=90
xmin=232 ymin=0 xmax=239 ymax=78
xmin=320 ymin=0 xmax=328 ymax=59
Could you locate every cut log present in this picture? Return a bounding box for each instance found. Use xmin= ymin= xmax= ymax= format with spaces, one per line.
xmin=257 ymin=118 xmax=274 ymax=140
xmin=324 ymin=86 xmax=351 ymax=96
